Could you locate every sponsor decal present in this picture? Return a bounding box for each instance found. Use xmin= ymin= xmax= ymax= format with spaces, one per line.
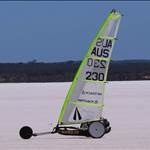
xmin=78 ymin=99 xmax=98 ymax=104
xmin=82 ymin=90 xmax=102 ymax=96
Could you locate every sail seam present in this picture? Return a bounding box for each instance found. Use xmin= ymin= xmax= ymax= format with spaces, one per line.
xmin=80 ymin=79 xmax=107 ymax=83
xmin=88 ymin=57 xmax=112 ymax=61
xmin=99 ymin=36 xmax=116 ymax=40
xmin=70 ymin=101 xmax=104 ymax=108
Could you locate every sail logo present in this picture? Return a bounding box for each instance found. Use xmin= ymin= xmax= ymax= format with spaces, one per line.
xmin=73 ymin=107 xmax=82 ymax=121
xmin=82 ymin=90 xmax=102 ymax=96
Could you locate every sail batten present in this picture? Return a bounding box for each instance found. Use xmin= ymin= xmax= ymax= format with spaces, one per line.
xmin=80 ymin=79 xmax=107 ymax=83
xmin=58 ymin=10 xmax=122 ymax=125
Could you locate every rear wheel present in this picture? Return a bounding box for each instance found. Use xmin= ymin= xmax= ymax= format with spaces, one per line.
xmin=88 ymin=121 xmax=105 ymax=138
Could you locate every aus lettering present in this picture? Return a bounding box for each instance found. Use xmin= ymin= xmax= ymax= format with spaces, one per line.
xmin=91 ymin=47 xmax=109 ymax=58
xmin=96 ymin=38 xmax=112 ymax=48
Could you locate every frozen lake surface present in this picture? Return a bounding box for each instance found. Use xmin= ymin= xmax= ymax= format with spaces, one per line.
xmin=0 ymin=81 xmax=150 ymax=150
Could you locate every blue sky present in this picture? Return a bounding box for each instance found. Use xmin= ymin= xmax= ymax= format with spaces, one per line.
xmin=0 ymin=1 xmax=150 ymax=62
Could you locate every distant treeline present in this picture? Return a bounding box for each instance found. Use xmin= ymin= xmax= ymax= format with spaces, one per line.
xmin=0 ymin=60 xmax=150 ymax=82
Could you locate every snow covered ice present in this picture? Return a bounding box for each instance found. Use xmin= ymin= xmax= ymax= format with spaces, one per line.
xmin=0 ymin=81 xmax=150 ymax=150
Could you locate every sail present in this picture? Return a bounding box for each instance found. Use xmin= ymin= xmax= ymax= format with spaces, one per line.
xmin=58 ymin=10 xmax=122 ymax=125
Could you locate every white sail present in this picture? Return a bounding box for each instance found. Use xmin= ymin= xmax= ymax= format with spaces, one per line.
xmin=58 ymin=10 xmax=122 ymax=125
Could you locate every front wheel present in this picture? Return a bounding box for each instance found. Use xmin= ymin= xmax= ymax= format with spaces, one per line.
xmin=19 ymin=126 xmax=33 ymax=139
xmin=88 ymin=121 xmax=105 ymax=138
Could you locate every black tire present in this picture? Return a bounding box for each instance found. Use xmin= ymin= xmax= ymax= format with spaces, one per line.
xmin=19 ymin=126 xmax=33 ymax=139
xmin=88 ymin=121 xmax=105 ymax=138
xmin=105 ymin=126 xmax=111 ymax=134
xmin=103 ymin=118 xmax=110 ymax=127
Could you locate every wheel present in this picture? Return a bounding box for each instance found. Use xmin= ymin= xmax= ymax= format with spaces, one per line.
xmin=19 ymin=126 xmax=33 ymax=139
xmin=88 ymin=121 xmax=105 ymax=138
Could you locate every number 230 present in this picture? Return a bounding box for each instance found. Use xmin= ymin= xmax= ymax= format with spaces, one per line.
xmin=85 ymin=71 xmax=104 ymax=81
